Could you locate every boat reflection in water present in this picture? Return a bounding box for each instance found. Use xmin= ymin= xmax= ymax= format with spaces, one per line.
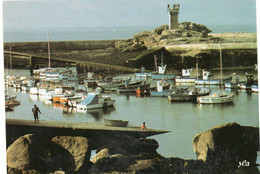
xmin=88 ymin=107 xmax=116 ymax=121
xmin=29 ymin=94 xmax=38 ymax=101
xmin=52 ymin=103 xmax=116 ymax=121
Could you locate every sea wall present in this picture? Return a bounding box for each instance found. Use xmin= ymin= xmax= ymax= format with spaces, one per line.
xmin=4 ymin=35 xmax=257 ymax=75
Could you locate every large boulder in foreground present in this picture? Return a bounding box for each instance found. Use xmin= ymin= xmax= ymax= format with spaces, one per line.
xmin=52 ymin=136 xmax=90 ymax=171
xmin=7 ymin=134 xmax=90 ymax=172
xmin=7 ymin=134 xmax=74 ymax=172
xmin=192 ymin=122 xmax=259 ymax=172
xmin=89 ymin=152 xmax=163 ymax=173
xmin=89 ymin=138 xmax=162 ymax=173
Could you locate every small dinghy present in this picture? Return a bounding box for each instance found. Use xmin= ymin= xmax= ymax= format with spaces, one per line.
xmin=104 ymin=119 xmax=129 ymax=127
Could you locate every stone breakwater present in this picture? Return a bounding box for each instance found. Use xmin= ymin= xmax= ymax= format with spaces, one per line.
xmin=4 ymin=24 xmax=257 ymax=74
xmin=6 ymin=122 xmax=259 ymax=173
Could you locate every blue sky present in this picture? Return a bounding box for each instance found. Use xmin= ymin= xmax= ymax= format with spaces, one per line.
xmin=2 ymin=0 xmax=257 ymax=29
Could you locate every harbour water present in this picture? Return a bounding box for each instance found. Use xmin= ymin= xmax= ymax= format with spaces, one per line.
xmin=4 ymin=69 xmax=259 ymax=160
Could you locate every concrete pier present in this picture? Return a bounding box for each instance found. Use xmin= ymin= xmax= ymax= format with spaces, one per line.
xmin=6 ymin=118 xmax=169 ymax=148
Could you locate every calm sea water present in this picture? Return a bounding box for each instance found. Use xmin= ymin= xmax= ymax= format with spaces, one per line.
xmin=4 ymin=70 xmax=259 ymax=160
xmin=3 ymin=24 xmax=257 ymax=42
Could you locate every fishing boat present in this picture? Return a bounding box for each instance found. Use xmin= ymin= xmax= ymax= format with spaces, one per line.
xmin=117 ymin=83 xmax=150 ymax=94
xmin=76 ymin=93 xmax=115 ymax=112
xmin=197 ymin=42 xmax=234 ymax=104
xmin=168 ymin=87 xmax=211 ymax=102
xmin=151 ymin=80 xmax=172 ymax=97
xmin=194 ymin=70 xmax=222 ymax=85
xmin=175 ymin=68 xmax=197 ymax=83
xmin=135 ymin=65 xmax=152 ymax=79
xmin=135 ymin=72 xmax=152 ymax=79
xmin=104 ymin=119 xmax=129 ymax=127
xmin=151 ymin=52 xmax=175 ymax=80
xmin=98 ymin=79 xmax=141 ymax=89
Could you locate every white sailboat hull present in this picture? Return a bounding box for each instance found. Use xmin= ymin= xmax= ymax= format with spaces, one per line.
xmin=197 ymin=93 xmax=234 ymax=104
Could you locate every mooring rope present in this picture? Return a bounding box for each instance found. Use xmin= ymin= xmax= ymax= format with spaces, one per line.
xmin=40 ymin=113 xmax=62 ymax=122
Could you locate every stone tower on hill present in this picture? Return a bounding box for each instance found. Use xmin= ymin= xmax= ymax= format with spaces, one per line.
xmin=167 ymin=4 xmax=180 ymax=30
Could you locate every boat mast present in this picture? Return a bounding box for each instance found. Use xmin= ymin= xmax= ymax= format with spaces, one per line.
xmin=196 ymin=58 xmax=198 ymax=81
xmin=219 ymin=40 xmax=223 ymax=91
xmin=10 ymin=46 xmax=12 ymax=76
xmin=47 ymin=32 xmax=51 ymax=68
xmin=161 ymin=52 xmax=163 ymax=67
xmin=154 ymin=54 xmax=158 ymax=72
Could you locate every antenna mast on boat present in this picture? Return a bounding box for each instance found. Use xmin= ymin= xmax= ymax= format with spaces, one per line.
xmin=219 ymin=40 xmax=223 ymax=91
xmin=10 ymin=46 xmax=12 ymax=76
xmin=47 ymin=32 xmax=51 ymax=68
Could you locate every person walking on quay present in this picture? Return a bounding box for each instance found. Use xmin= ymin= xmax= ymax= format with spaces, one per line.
xmin=32 ymin=104 xmax=41 ymax=123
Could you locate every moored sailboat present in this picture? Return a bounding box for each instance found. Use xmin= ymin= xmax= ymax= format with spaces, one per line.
xmin=197 ymin=42 xmax=234 ymax=104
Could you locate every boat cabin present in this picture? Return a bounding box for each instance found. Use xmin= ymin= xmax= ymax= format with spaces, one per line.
xmin=158 ymin=65 xmax=167 ymax=74
xmin=202 ymin=70 xmax=210 ymax=80
xmin=76 ymin=93 xmax=115 ymax=111
xmin=182 ymin=68 xmax=193 ymax=76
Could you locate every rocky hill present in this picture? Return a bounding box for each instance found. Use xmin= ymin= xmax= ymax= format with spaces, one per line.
xmin=114 ymin=22 xmax=213 ymax=52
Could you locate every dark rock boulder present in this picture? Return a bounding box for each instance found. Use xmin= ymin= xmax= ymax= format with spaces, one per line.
xmin=182 ymin=31 xmax=192 ymax=37
xmin=161 ymin=29 xmax=182 ymax=38
xmin=7 ymin=134 xmax=75 ymax=172
xmin=89 ymin=152 xmax=163 ymax=173
xmin=90 ymin=148 xmax=109 ymax=164
xmin=134 ymin=30 xmax=151 ymax=43
xmin=7 ymin=134 xmax=90 ymax=173
xmin=89 ymin=155 xmax=136 ymax=173
xmin=89 ymin=138 xmax=162 ymax=173
xmin=115 ymin=39 xmax=147 ymax=52
xmin=108 ymin=138 xmax=159 ymax=156
xmin=52 ymin=136 xmax=90 ymax=172
xmin=179 ymin=22 xmax=212 ymax=33
xmin=151 ymin=25 xmax=169 ymax=35
xmin=193 ymin=122 xmax=259 ymax=172
xmin=149 ymin=158 xmax=212 ymax=174
xmin=200 ymin=30 xmax=209 ymax=37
